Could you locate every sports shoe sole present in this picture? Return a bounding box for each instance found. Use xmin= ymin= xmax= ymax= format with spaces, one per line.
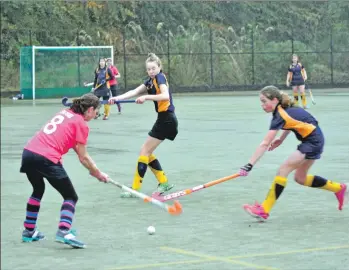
xmin=243 ymin=206 xmax=268 ymax=222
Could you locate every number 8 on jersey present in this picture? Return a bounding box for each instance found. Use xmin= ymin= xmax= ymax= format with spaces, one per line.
xmin=43 ymin=115 xmax=65 ymax=135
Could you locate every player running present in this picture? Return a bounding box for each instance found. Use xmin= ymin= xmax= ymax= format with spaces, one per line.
xmin=239 ymin=85 xmax=348 ymax=221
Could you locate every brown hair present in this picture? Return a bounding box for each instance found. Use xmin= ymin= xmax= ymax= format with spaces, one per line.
xmin=70 ymin=93 xmax=101 ymax=115
xmin=260 ymin=85 xmax=296 ymax=108
xmin=145 ymin=52 xmax=162 ymax=68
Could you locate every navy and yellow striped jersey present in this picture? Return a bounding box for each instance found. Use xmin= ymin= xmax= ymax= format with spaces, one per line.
xmin=288 ymin=63 xmax=306 ymax=82
xmin=270 ymin=105 xmax=319 ymax=142
xmin=144 ymin=72 xmax=175 ymax=113
xmin=95 ymin=67 xmax=113 ymax=89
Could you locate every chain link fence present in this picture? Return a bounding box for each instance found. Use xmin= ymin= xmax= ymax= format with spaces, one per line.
xmin=1 ymin=8 xmax=348 ymax=93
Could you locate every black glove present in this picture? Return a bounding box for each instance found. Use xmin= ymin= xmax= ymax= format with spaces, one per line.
xmin=239 ymin=163 xmax=253 ymax=176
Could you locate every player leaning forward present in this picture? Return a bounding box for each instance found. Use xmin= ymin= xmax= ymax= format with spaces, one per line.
xmin=20 ymin=93 xmax=108 ymax=248
xmin=239 ymin=85 xmax=348 ymax=221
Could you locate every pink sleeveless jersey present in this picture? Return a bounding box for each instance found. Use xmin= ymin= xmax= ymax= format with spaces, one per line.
xmin=25 ymin=109 xmax=89 ymax=164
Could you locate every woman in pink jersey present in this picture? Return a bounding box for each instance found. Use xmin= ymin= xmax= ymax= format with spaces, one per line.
xmin=106 ymin=57 xmax=122 ymax=113
xmin=20 ymin=93 xmax=108 ymax=249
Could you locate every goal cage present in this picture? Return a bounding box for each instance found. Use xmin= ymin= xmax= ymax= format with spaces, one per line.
xmin=20 ymin=46 xmax=114 ymax=100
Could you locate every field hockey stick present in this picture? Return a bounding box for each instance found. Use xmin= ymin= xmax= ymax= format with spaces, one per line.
xmin=306 ymin=84 xmax=316 ymax=105
xmin=83 ymin=82 xmax=94 ymax=87
xmin=107 ymin=178 xmax=183 ymax=215
xmin=152 ymin=173 xmax=241 ymax=202
xmin=61 ymin=97 xmax=135 ymax=107
xmin=89 ymin=82 xmax=105 ymax=93
xmin=101 ymin=100 xmax=136 ymax=104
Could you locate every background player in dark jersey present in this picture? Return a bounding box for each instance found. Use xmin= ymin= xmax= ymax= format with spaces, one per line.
xmin=286 ymin=54 xmax=308 ymax=109
xmin=109 ymin=53 xmax=177 ymax=198
xmin=93 ymin=58 xmax=114 ymax=120
xmin=239 ymin=85 xmax=347 ymax=221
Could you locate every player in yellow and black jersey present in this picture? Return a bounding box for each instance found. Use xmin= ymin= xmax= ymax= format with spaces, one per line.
xmin=238 ymin=85 xmax=347 ymax=221
xmin=286 ymin=54 xmax=308 ymax=109
xmin=109 ymin=53 xmax=178 ymax=198
xmin=93 ymin=58 xmax=114 ymax=120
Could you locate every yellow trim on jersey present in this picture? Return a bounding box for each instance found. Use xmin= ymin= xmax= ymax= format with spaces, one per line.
xmin=277 ymin=106 xmax=316 ymax=138
xmin=153 ymin=78 xmax=170 ymax=112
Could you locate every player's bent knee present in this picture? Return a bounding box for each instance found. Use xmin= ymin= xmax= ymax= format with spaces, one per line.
xmin=65 ymin=194 xmax=78 ymax=203
xmin=277 ymin=165 xmax=293 ymax=177
xmin=139 ymin=145 xmax=153 ymax=157
xmin=32 ymin=190 xmax=45 ymax=200
xmin=63 ymin=190 xmax=78 ymax=203
xmin=294 ymin=174 xmax=306 ymax=185
xmin=72 ymin=192 xmax=79 ymax=203
xmin=139 ymin=137 xmax=162 ymax=156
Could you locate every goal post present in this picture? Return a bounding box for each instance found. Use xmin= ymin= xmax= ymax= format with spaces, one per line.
xmin=20 ymin=46 xmax=114 ymax=100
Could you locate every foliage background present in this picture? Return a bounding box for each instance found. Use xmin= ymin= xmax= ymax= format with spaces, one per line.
xmin=1 ymin=1 xmax=349 ymax=92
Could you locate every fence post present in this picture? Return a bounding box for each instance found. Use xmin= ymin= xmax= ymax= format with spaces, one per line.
xmin=29 ymin=30 xmax=32 ymax=46
xmin=76 ymin=29 xmax=81 ymax=87
xmin=123 ymin=28 xmax=127 ymax=91
xmin=330 ymin=19 xmax=334 ymax=87
xmin=291 ymin=27 xmax=294 ymax=54
xmin=251 ymin=26 xmax=255 ymax=85
xmin=167 ymin=28 xmax=171 ymax=86
xmin=209 ymin=27 xmax=214 ymax=86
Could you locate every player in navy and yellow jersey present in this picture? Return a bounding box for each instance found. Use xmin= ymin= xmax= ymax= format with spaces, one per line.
xmin=286 ymin=54 xmax=308 ymax=109
xmin=93 ymin=58 xmax=114 ymax=120
xmin=109 ymin=53 xmax=177 ymax=197
xmin=239 ymin=85 xmax=347 ymax=221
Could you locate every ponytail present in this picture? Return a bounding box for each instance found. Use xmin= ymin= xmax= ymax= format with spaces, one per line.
xmin=70 ymin=93 xmax=100 ymax=115
xmin=260 ymin=85 xmax=296 ymax=108
xmin=279 ymin=91 xmax=296 ymax=108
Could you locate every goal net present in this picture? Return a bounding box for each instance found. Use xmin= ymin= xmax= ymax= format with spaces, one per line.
xmin=20 ymin=46 xmax=113 ymax=100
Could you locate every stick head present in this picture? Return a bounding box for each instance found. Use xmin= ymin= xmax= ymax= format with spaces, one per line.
xmin=168 ymin=201 xmax=183 ymax=216
xmin=62 ymin=97 xmax=69 ymax=106
xmin=143 ymin=197 xmax=152 ymax=203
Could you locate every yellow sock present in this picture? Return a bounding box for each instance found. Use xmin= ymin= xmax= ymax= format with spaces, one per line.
xmin=132 ymin=156 xmax=149 ymax=190
xmin=293 ymin=92 xmax=299 ymax=104
xmin=148 ymin=154 xmax=167 ymax=184
xmin=301 ymin=93 xmax=307 ymax=107
xmin=304 ymin=175 xmax=342 ymax=193
xmin=104 ymin=104 xmax=111 ymax=116
xmin=262 ymin=176 xmax=287 ymax=213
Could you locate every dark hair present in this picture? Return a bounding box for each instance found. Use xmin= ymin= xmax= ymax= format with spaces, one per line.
xmin=70 ymin=93 xmax=101 ymax=115
xmin=260 ymin=85 xmax=296 ymax=109
xmin=97 ymin=57 xmax=106 ymax=70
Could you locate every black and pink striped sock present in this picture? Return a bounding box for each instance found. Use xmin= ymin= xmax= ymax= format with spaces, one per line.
xmin=24 ymin=196 xmax=41 ymax=231
xmin=58 ymin=200 xmax=76 ymax=231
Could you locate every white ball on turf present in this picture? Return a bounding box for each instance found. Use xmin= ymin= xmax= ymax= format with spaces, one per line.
xmin=147 ymin=226 xmax=155 ymax=235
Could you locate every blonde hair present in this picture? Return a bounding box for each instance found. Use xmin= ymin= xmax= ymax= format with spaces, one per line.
xmin=146 ymin=53 xmax=162 ymax=68
xmin=292 ymin=54 xmax=300 ymax=63
xmin=260 ymin=85 xmax=296 ymax=108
